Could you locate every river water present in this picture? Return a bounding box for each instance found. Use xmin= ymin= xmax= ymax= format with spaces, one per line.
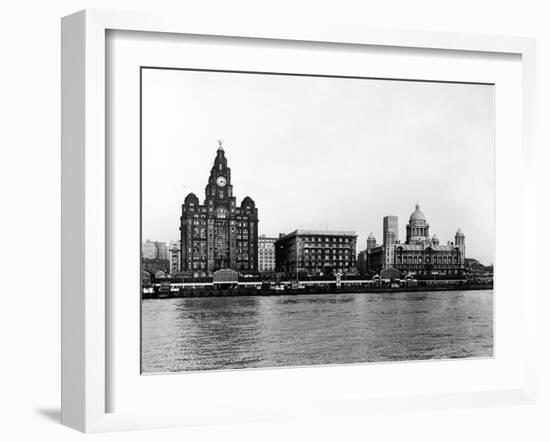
xmin=141 ymin=290 xmax=493 ymax=373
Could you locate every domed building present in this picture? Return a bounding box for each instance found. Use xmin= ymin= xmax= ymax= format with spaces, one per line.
xmin=362 ymin=203 xmax=466 ymax=278
xmin=406 ymin=203 xmax=430 ymax=244
xmin=366 ymin=232 xmax=377 ymax=250
xmin=179 ymin=142 xmax=259 ymax=277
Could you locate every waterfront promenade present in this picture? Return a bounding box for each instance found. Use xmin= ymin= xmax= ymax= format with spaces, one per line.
xmin=142 ymin=278 xmax=493 ymax=299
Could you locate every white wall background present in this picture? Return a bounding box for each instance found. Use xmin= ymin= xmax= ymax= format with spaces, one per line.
xmin=0 ymin=1 xmax=548 ymax=441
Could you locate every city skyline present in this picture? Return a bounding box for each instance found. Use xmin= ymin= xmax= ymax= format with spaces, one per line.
xmin=143 ymin=201 xmax=489 ymax=266
xmin=142 ymin=194 xmax=492 ymax=265
xmin=142 ymin=69 xmax=494 ymax=265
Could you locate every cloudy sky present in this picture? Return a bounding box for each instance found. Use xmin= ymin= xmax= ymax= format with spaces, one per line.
xmin=142 ymin=68 xmax=494 ymax=265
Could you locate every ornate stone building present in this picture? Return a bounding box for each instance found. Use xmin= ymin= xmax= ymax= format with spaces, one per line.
xmin=365 ymin=204 xmax=466 ymax=277
xmin=179 ymin=142 xmax=258 ymax=277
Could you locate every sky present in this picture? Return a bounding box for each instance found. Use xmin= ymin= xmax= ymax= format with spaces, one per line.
xmin=141 ymin=68 xmax=494 ymax=265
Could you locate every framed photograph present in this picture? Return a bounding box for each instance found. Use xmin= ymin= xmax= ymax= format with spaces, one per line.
xmin=61 ymin=9 xmax=537 ymax=432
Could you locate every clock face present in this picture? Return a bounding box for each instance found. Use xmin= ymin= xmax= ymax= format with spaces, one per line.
xmin=216 ymin=176 xmax=227 ymax=187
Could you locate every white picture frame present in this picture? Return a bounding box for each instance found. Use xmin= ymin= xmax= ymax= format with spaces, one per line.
xmin=61 ymin=9 xmax=537 ymax=433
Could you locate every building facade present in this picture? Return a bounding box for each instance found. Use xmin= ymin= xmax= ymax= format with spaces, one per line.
xmin=142 ymin=239 xmax=168 ymax=260
xmin=142 ymin=258 xmax=170 ymax=274
xmin=275 ymin=230 xmax=357 ymax=276
xmin=179 ymin=143 xmax=259 ymax=277
xmin=383 ymin=216 xmax=399 ymax=245
xmin=356 ymin=250 xmax=368 ymax=275
xmin=258 ymin=235 xmax=277 ymax=273
xmin=142 ymin=240 xmax=156 ymax=259
xmin=365 ymin=204 xmax=466 ymax=277
xmin=168 ymin=240 xmax=181 ymax=275
xmin=356 ymin=233 xmax=379 ymax=275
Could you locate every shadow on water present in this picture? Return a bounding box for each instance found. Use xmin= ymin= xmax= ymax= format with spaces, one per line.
xmin=278 ymin=296 xmax=355 ymax=305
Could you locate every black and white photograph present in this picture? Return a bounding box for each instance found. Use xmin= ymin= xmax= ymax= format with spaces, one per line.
xmin=6 ymin=0 xmax=549 ymax=438
xmin=140 ymin=67 xmax=494 ymax=374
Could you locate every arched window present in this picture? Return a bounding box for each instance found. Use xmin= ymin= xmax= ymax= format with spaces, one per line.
xmin=216 ymin=207 xmax=228 ymax=219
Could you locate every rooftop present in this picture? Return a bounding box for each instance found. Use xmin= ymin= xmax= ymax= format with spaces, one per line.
xmin=279 ymin=229 xmax=358 ymax=240
xmin=259 ymin=235 xmax=278 ymax=241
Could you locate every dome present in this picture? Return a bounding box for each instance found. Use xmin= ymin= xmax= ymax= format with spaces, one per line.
xmin=368 ymin=233 xmax=376 ymax=240
xmin=432 ymin=234 xmax=439 ymax=240
xmin=456 ymin=228 xmax=464 ymax=237
xmin=409 ymin=203 xmax=427 ymax=222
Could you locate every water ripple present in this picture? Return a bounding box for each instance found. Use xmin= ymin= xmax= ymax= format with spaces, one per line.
xmin=142 ymin=290 xmax=493 ymax=373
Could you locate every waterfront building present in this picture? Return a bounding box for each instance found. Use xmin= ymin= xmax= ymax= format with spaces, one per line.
xmin=275 ymin=229 xmax=357 ymax=276
xmin=365 ymin=204 xmax=466 ymax=277
xmin=180 ymin=142 xmax=259 ymax=277
xmin=156 ymin=241 xmax=168 ymax=260
xmin=383 ymin=216 xmax=399 ymax=245
xmin=356 ymin=250 xmax=368 ymax=275
xmin=465 ymin=258 xmax=492 ymax=275
xmin=356 ymin=232 xmax=377 ymax=275
xmin=168 ymin=240 xmax=180 ymax=275
xmin=142 ymin=258 xmax=170 ymax=274
xmin=141 ymin=270 xmax=152 ymax=285
xmin=142 ymin=239 xmax=157 ymax=259
xmin=258 ymin=235 xmax=277 ymax=273
xmin=142 ymin=239 xmax=168 ymax=260
xmin=366 ymin=232 xmax=376 ymax=250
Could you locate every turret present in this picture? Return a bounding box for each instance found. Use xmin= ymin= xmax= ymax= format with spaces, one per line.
xmin=183 ymin=192 xmax=199 ymax=211
xmin=455 ymin=228 xmax=465 ymax=246
xmin=366 ymin=233 xmax=376 ymax=250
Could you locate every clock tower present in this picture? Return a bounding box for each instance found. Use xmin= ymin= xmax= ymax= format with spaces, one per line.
xmin=179 ymin=141 xmax=259 ymax=276
xmin=204 ymin=141 xmax=234 ymax=206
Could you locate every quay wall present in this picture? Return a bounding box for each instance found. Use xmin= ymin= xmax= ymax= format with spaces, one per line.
xmin=142 ymin=282 xmax=493 ymax=299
